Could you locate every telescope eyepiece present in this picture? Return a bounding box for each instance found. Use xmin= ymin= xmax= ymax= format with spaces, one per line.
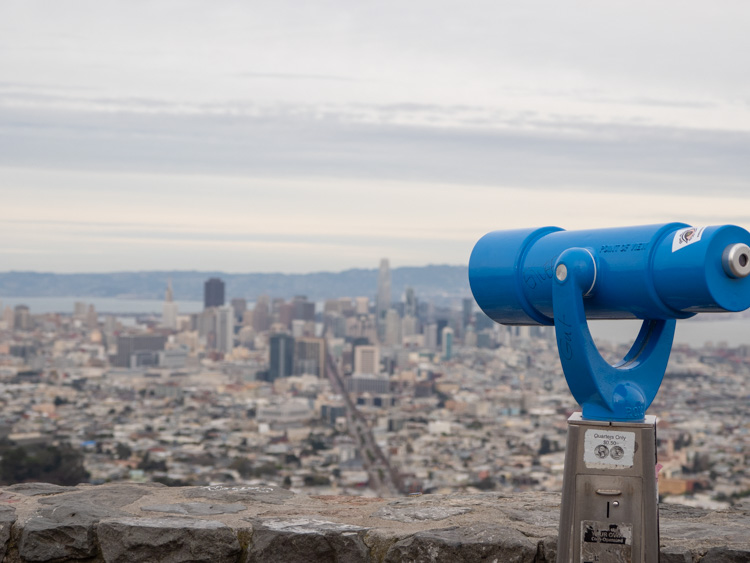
xmin=722 ymin=243 xmax=750 ymax=279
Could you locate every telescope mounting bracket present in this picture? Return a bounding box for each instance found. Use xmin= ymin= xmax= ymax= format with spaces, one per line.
xmin=552 ymin=248 xmax=676 ymax=422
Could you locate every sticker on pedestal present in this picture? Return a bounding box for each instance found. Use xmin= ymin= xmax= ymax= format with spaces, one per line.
xmin=581 ymin=520 xmax=632 ymax=563
xmin=583 ymin=430 xmax=635 ymax=469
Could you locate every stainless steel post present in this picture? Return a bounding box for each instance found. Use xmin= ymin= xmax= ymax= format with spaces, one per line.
xmin=557 ymin=413 xmax=659 ymax=563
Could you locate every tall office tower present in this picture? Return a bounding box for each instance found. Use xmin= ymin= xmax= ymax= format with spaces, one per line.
xmin=86 ymin=304 xmax=98 ymax=330
xmin=252 ymin=295 xmax=271 ymax=332
xmin=424 ymin=323 xmax=438 ymax=350
xmin=230 ymin=298 xmax=247 ymax=323
xmin=216 ymin=306 xmax=234 ymax=355
xmin=197 ymin=308 xmax=216 ymax=338
xmin=462 ymin=297 xmax=473 ymax=332
xmin=278 ymin=302 xmax=294 ymax=329
xmin=384 ymin=309 xmax=402 ymax=346
xmin=436 ymin=319 xmax=449 ymax=346
xmin=325 ymin=314 xmax=347 ymax=338
xmin=442 ymin=326 xmax=454 ymax=360
xmin=464 ymin=324 xmax=477 ymax=348
xmin=204 ymin=278 xmax=225 ymax=309
xmin=338 ymin=297 xmax=355 ymax=316
xmin=376 ymin=258 xmax=391 ymax=341
xmin=162 ymin=279 xmax=178 ymax=330
xmin=294 ymin=337 xmax=326 ymax=377
xmin=271 ymin=298 xmax=285 ymax=317
xmin=475 ymin=309 xmax=495 ymax=331
xmin=291 ymin=295 xmax=315 ymax=322
xmin=291 ymin=319 xmax=306 ymax=338
xmin=74 ymin=302 xmax=87 ymax=319
xmin=14 ymin=305 xmax=32 ymax=331
xmin=402 ymin=314 xmax=418 ymax=337
xmin=425 ymin=301 xmax=436 ymax=324
xmin=103 ymin=315 xmax=117 ymax=351
xmin=517 ymin=325 xmax=531 ymax=342
xmin=165 ymin=279 xmax=173 ymax=302
xmin=355 ymin=297 xmax=370 ymax=315
xmin=346 ymin=314 xmax=378 ymax=343
xmin=404 ymin=287 xmax=417 ymax=318
xmin=323 ymin=299 xmax=340 ymax=315
xmin=2 ymin=307 xmax=13 ymax=329
xmin=354 ymin=345 xmax=380 ymax=375
xmin=269 ymin=333 xmax=294 ymax=381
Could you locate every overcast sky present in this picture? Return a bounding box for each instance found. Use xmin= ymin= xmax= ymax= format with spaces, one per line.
xmin=1 ymin=1 xmax=749 ymax=273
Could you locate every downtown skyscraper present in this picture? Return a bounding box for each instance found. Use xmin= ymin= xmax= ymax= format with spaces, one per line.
xmin=376 ymin=258 xmax=391 ymax=341
xmin=162 ymin=279 xmax=178 ymax=330
xmin=204 ymin=278 xmax=225 ymax=309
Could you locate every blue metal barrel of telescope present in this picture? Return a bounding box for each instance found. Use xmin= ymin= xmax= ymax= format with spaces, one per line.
xmin=469 ymin=223 xmax=750 ymax=325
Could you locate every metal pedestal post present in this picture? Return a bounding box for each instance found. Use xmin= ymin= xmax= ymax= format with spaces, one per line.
xmin=558 ymin=413 xmax=659 ymax=563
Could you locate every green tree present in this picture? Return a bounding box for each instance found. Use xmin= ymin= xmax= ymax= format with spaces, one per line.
xmin=137 ymin=452 xmax=167 ymax=472
xmin=303 ymin=474 xmax=331 ymax=487
xmin=115 ymin=442 xmax=132 ymax=460
xmin=0 ymin=442 xmax=89 ymax=486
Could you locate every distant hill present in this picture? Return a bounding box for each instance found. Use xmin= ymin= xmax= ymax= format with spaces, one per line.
xmin=0 ymin=266 xmax=471 ymax=304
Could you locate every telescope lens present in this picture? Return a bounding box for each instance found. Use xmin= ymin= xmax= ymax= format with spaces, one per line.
xmin=722 ymin=243 xmax=750 ymax=278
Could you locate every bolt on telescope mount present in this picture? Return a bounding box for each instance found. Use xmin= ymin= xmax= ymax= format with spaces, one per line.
xmin=469 ymin=223 xmax=750 ymax=562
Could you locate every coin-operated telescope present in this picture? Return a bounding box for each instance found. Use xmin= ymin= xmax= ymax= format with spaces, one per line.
xmin=469 ymin=223 xmax=750 ymax=563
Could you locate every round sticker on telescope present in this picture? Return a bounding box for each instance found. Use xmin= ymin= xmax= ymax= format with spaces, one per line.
xmin=583 ymin=430 xmax=635 ymax=469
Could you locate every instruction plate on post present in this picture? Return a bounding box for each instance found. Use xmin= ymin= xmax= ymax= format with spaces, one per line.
xmin=583 ymin=429 xmax=635 ymax=469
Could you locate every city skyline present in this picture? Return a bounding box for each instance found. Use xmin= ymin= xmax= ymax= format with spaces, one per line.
xmin=2 ymin=1 xmax=750 ymax=273
xmin=2 ymin=267 xmax=748 ymax=507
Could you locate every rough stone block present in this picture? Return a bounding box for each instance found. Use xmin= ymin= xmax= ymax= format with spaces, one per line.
xmin=0 ymin=506 xmax=16 ymax=562
xmin=245 ymin=517 xmax=368 ymax=563
xmin=383 ymin=522 xmax=538 ymax=563
xmin=20 ymin=499 xmax=127 ymax=561
xmin=659 ymin=546 xmax=693 ymax=562
xmin=20 ymin=518 xmax=97 ymax=561
xmin=98 ymin=516 xmax=241 ymax=563
xmin=700 ymin=546 xmax=750 ymax=562
xmin=537 ymin=535 xmax=557 ymax=562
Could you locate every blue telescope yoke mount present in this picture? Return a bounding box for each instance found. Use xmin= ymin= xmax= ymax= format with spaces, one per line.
xmin=552 ymin=247 xmax=674 ymax=422
xmin=469 ymin=223 xmax=750 ymax=424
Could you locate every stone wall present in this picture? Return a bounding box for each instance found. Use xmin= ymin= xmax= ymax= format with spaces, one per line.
xmin=0 ymin=482 xmax=748 ymax=562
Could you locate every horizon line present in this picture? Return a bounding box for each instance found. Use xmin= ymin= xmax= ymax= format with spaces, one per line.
xmin=0 ymin=264 xmax=469 ymax=276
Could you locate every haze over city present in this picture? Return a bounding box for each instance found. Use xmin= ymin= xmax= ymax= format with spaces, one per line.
xmin=2 ymin=1 xmax=750 ymax=273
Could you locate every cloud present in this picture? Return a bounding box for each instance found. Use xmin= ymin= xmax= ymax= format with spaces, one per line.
xmin=1 ymin=100 xmax=749 ymax=200
xmin=239 ymin=72 xmax=361 ymax=83
xmin=3 ymin=0 xmax=750 ymax=272
xmin=3 ymin=162 xmax=750 ymax=272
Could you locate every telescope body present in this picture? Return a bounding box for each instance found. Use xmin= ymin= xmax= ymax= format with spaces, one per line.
xmin=469 ymin=223 xmax=750 ymax=326
xmin=469 ymin=222 xmax=750 ymax=560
